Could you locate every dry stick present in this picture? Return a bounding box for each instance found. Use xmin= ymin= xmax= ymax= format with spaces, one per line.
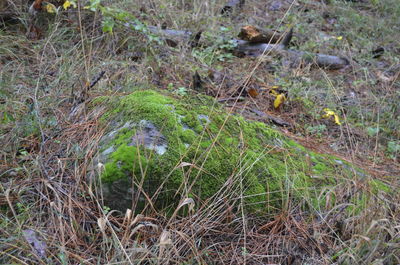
xmin=88 ymin=70 xmax=105 ymax=89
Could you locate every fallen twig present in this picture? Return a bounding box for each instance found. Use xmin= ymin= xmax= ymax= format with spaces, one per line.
xmin=88 ymin=70 xmax=106 ymax=89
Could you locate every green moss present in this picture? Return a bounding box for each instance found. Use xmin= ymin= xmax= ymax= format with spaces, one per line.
xmin=180 ymin=129 xmax=196 ymax=143
xmin=102 ymin=144 xmax=150 ymax=183
xmin=313 ymin=162 xmax=328 ymax=174
xmin=96 ymin=90 xmax=370 ymax=213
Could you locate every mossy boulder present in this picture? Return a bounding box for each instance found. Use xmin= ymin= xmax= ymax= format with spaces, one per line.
xmin=93 ymin=89 xmax=381 ymax=214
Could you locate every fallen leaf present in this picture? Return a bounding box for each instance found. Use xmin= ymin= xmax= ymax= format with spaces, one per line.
xmin=273 ymin=94 xmax=286 ymax=109
xmin=269 ymin=88 xmax=279 ymax=96
xmin=247 ymin=88 xmax=259 ymax=98
xmin=63 ymin=0 xmax=77 ymax=10
xmin=63 ymin=1 xmax=71 ymax=9
xmin=270 ymin=88 xmax=286 ymax=109
xmin=45 ymin=3 xmax=57 ymax=13
xmin=322 ymin=108 xmax=342 ymax=125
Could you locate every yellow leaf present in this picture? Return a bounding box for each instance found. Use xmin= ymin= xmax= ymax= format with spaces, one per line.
xmin=336 ymin=36 xmax=343 ymax=40
xmin=334 ymin=115 xmax=341 ymax=125
xmin=270 ymin=89 xmax=279 ymax=96
xmin=274 ymin=94 xmax=286 ymax=109
xmin=322 ymin=108 xmax=335 ymax=117
xmin=63 ymin=1 xmax=71 ymax=9
xmin=63 ymin=0 xmax=77 ymax=10
xmin=45 ymin=3 xmax=57 ymax=13
xmin=322 ymin=108 xmax=342 ymax=125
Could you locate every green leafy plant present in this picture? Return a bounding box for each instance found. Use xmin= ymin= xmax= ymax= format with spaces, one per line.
xmin=175 ymin=86 xmax=188 ymax=96
xmin=102 ymin=205 xmax=111 ymax=214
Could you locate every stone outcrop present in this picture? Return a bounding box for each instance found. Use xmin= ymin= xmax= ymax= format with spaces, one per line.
xmin=92 ymin=90 xmax=386 ymax=214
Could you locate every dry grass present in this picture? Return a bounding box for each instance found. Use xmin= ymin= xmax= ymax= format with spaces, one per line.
xmin=1 ymin=0 xmax=399 ymax=264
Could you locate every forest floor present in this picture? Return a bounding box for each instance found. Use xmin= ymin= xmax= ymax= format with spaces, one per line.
xmin=0 ymin=0 xmax=399 ymax=264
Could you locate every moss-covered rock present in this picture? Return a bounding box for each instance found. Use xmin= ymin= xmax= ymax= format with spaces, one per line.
xmin=93 ymin=89 xmax=383 ymax=214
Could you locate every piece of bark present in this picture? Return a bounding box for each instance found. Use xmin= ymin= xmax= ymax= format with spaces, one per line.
xmin=238 ymin=25 xmax=283 ymax=44
xmin=221 ymin=0 xmax=245 ymax=15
